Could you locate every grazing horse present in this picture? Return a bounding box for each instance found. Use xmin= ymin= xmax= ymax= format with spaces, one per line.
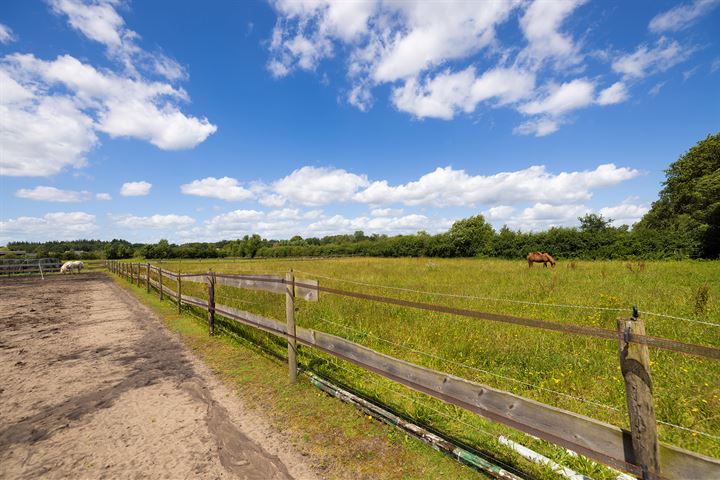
xmin=527 ymin=252 xmax=556 ymax=268
xmin=60 ymin=261 xmax=84 ymax=274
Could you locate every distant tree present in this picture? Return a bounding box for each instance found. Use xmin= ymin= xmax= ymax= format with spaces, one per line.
xmin=638 ymin=132 xmax=720 ymax=257
xmin=578 ymin=213 xmax=613 ymax=232
xmin=105 ymin=239 xmax=134 ymax=259
xmin=155 ymin=239 xmax=172 ymax=259
xmin=447 ymin=215 xmax=495 ymax=257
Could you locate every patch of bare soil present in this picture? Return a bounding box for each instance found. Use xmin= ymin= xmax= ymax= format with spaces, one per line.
xmin=0 ymin=273 xmax=317 ymax=479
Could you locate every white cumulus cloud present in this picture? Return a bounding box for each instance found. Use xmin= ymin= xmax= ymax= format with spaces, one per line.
xmin=111 ymin=213 xmax=195 ymax=229
xmin=120 ymin=181 xmax=152 ymax=196
xmin=15 ymin=186 xmax=89 ymax=202
xmin=0 ymin=68 xmax=98 ymax=176
xmin=0 ymin=211 xmax=97 ymax=242
xmin=596 ymin=82 xmax=629 ymax=105
xmin=392 ymin=66 xmax=535 ymax=120
xmin=598 ymin=198 xmax=649 ymax=226
xmin=181 ymin=176 xmax=254 ymax=201
xmin=266 ymin=0 xmax=636 ymax=135
xmin=354 ymin=163 xmax=640 ymax=207
xmin=305 ymin=213 xmax=448 ymax=237
xmin=519 ymin=79 xmax=596 ymax=117
xmin=518 ymin=0 xmax=587 ymax=67
xmin=0 ymin=2 xmax=215 ymax=178
xmin=271 ymin=166 xmax=369 ymax=206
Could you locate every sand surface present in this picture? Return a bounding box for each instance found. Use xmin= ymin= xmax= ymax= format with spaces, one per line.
xmin=0 ymin=273 xmax=317 ymax=480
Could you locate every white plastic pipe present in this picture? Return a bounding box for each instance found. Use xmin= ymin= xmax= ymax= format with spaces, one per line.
xmin=498 ymin=436 xmax=592 ymax=480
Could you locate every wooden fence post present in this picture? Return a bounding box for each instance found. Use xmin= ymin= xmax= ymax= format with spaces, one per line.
xmin=146 ymin=263 xmax=150 ymax=293
xmin=618 ymin=313 xmax=660 ymax=479
xmin=207 ymin=272 xmax=215 ymax=335
xmin=286 ymin=270 xmax=297 ymax=384
xmin=177 ymin=273 xmax=182 ymax=313
xmin=159 ymin=267 xmax=164 ymax=300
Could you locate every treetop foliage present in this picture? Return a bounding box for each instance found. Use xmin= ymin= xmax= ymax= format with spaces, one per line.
xmin=638 ymin=132 xmax=719 ymax=258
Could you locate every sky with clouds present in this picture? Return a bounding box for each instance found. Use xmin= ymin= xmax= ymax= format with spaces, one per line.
xmin=1 ymin=0 xmax=719 ymax=244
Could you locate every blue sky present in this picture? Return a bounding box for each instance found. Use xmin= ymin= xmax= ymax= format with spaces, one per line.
xmin=1 ymin=0 xmax=719 ymax=244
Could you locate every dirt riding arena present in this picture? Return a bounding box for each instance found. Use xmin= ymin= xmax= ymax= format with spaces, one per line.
xmin=0 ymin=273 xmax=316 ymax=479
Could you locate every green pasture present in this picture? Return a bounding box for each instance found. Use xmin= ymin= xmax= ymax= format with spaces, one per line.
xmin=139 ymin=257 xmax=720 ymax=478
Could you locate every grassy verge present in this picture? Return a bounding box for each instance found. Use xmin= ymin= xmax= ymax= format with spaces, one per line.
xmin=112 ymin=274 xmax=507 ymax=480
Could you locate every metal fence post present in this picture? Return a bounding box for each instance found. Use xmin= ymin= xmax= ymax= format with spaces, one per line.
xmin=286 ymin=270 xmax=297 ymax=384
xmin=618 ymin=311 xmax=660 ymax=479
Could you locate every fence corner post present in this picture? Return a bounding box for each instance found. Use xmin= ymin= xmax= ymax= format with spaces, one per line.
xmin=286 ymin=270 xmax=297 ymax=384
xmin=617 ymin=313 xmax=660 ymax=479
xmin=207 ymin=271 xmax=215 ymax=335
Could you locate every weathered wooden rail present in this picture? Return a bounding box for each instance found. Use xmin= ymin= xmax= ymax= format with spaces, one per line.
xmin=0 ymin=258 xmax=60 ymax=275
xmin=107 ymin=260 xmax=720 ymax=480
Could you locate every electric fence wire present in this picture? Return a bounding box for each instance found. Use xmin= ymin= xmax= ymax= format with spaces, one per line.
xmin=315 ymin=317 xmax=621 ymax=413
xmin=294 ymin=270 xmax=720 ymax=328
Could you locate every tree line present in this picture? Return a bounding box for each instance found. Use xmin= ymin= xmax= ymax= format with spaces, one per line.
xmin=6 ymin=133 xmax=718 ymax=261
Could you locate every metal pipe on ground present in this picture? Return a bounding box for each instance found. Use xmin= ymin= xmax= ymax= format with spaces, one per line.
xmin=306 ymin=372 xmax=522 ymax=480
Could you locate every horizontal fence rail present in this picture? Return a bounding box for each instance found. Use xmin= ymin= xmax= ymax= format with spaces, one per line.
xmin=0 ymin=258 xmax=60 ymax=275
xmin=107 ymin=261 xmax=720 ymax=480
xmin=295 ymin=282 xmax=720 ymax=361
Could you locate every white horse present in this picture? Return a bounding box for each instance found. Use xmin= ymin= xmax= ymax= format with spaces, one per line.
xmin=60 ymin=261 xmax=84 ymax=274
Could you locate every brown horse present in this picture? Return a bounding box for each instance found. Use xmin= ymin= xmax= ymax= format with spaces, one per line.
xmin=527 ymin=252 xmax=556 ymax=267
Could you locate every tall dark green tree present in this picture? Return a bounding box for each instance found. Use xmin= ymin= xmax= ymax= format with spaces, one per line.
xmin=447 ymin=215 xmax=495 ymax=257
xmin=638 ymin=133 xmax=720 ymax=258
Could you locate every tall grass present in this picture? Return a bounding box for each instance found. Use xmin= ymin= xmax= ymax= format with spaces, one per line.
xmin=148 ymin=257 xmax=720 ymax=477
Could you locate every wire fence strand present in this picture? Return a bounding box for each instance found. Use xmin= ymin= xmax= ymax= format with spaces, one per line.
xmin=294 ymin=269 xmax=720 ymax=328
xmin=316 ymin=317 xmax=621 ymax=414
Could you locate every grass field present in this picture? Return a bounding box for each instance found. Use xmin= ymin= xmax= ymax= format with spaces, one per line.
xmin=138 ymin=257 xmax=719 ymax=478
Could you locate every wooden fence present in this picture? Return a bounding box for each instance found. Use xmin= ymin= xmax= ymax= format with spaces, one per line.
xmin=107 ymin=260 xmax=720 ymax=480
xmin=0 ymin=258 xmax=61 ymax=276
xmin=0 ymin=259 xmax=107 ymax=276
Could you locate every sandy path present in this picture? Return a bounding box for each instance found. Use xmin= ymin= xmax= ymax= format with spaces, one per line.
xmin=0 ymin=273 xmax=317 ymax=480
